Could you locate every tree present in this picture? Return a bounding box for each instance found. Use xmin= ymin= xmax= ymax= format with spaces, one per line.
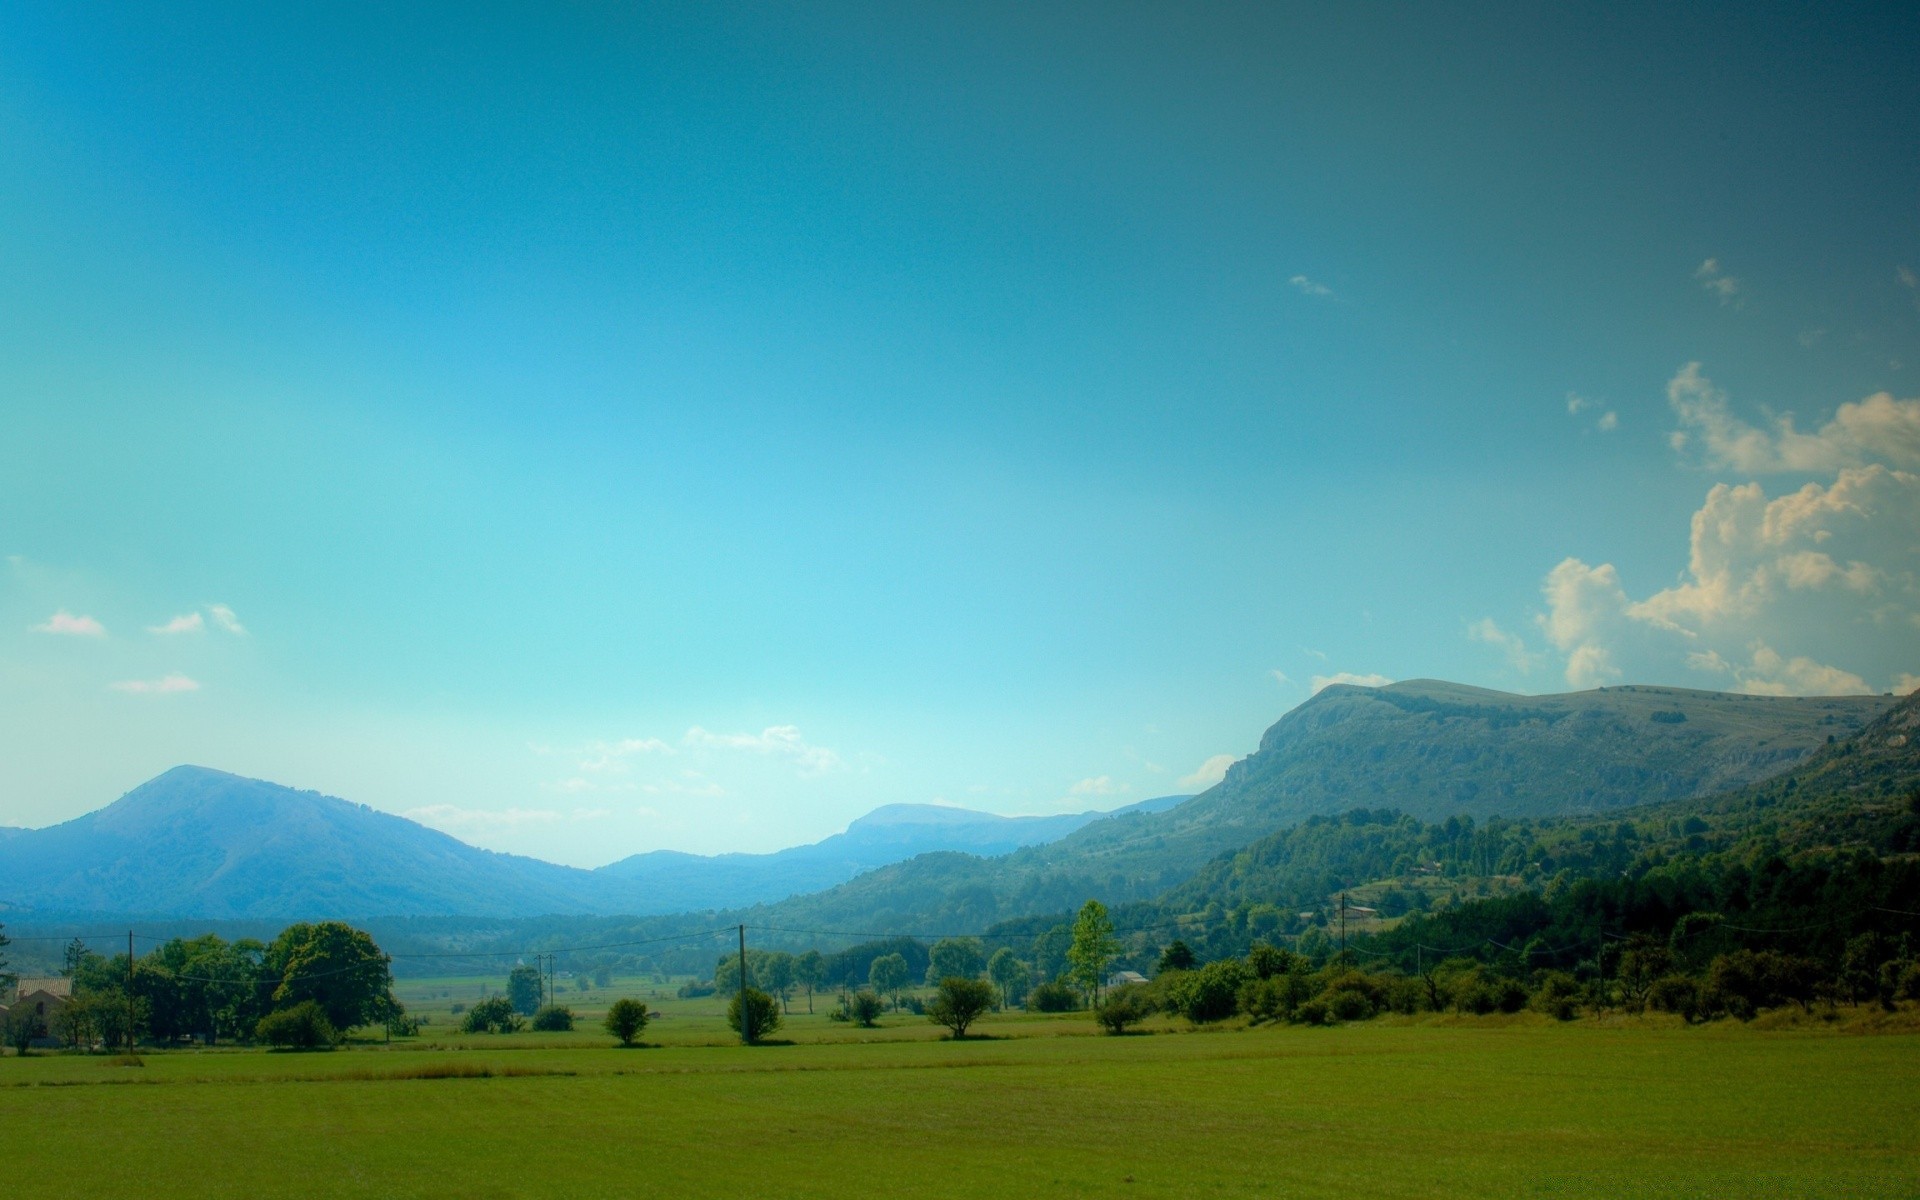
xmin=727 ymin=987 xmax=782 ymax=1043
xmin=267 ymin=922 xmax=393 ymax=1033
xmin=1168 ymin=959 xmax=1248 ymax=1024
xmin=1094 ymin=984 xmax=1155 ymax=1035
xmin=925 ymin=937 xmax=986 ymax=986
xmin=761 ymin=952 xmax=795 ymax=1012
xmin=604 ymin=998 xmax=649 ymax=1046
xmin=256 ymin=1001 xmax=334 ymax=1050
xmin=462 ymin=995 xmax=523 ymax=1034
xmin=1067 ymin=900 xmax=1120 ymax=1003
xmin=531 ymin=1004 xmax=574 ymax=1031
xmin=1157 ymin=940 xmax=1196 ymax=973
xmin=987 ymin=948 xmax=1029 ymax=1008
xmin=848 ymin=991 xmax=884 ymax=1027
xmin=795 ymin=950 xmax=825 ymax=1013
xmin=7 ymin=1008 xmax=46 ymax=1056
xmin=926 ymin=977 xmax=996 ymax=1039
xmin=869 ymin=953 xmax=909 ymax=1006
xmin=508 ymin=965 xmax=544 ymax=1016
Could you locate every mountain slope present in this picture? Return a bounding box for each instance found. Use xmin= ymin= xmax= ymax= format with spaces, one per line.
xmin=0 ymin=767 xmax=1175 ymax=919
xmin=746 ymin=682 xmax=1898 ymax=932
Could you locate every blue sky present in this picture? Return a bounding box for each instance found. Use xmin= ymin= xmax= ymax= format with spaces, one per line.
xmin=4 ymin=3 xmax=1917 ymax=864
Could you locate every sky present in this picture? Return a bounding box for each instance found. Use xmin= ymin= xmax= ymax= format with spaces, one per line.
xmin=3 ymin=2 xmax=1917 ymax=865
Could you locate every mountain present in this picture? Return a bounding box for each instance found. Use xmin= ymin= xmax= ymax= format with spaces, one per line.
xmin=0 ymin=766 xmax=1177 ymax=919
xmin=592 ymin=796 xmax=1186 ymax=912
xmin=744 ymin=681 xmax=1899 ymax=933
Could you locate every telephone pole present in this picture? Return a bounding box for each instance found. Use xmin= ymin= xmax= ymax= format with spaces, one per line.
xmin=737 ymin=924 xmax=752 ymax=1044
xmin=126 ymin=930 xmax=136 ymax=1053
xmin=1339 ymin=893 xmax=1348 ymax=962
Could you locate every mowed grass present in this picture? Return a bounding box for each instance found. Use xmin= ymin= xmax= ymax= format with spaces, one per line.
xmin=4 ymin=1010 xmax=1916 ymax=1198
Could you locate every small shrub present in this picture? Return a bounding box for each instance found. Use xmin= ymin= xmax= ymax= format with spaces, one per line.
xmin=677 ymin=981 xmax=716 ymax=999
xmin=927 ymin=977 xmax=997 ymax=1038
xmin=1325 ymin=987 xmax=1372 ymax=1022
xmin=727 ymin=987 xmax=782 ymax=1043
xmin=1094 ymin=984 xmax=1155 ymax=1035
xmin=530 ymin=1005 xmax=575 ymax=1032
xmin=603 ymin=998 xmax=648 ymax=1046
xmin=1648 ymin=975 xmax=1704 ymax=1022
xmin=1531 ymin=971 xmax=1582 ymax=1021
xmin=257 ymin=1001 xmax=336 ymax=1050
xmin=1028 ymin=980 xmax=1082 ymax=1013
xmin=1295 ymin=998 xmax=1331 ymax=1026
xmin=462 ymin=995 xmax=524 ymax=1034
xmin=848 ymin=991 xmax=884 ymax=1027
xmin=1170 ymin=960 xmax=1248 ymax=1024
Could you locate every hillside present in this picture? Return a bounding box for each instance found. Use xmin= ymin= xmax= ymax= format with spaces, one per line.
xmin=744 ymin=682 xmax=1897 ymax=934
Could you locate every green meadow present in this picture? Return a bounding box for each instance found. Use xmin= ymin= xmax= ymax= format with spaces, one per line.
xmin=5 ymin=995 xmax=1917 ymax=1199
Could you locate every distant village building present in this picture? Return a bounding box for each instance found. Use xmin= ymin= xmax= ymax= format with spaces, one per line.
xmin=1106 ymin=970 xmax=1149 ymax=989
xmin=8 ymin=978 xmax=72 ymax=1046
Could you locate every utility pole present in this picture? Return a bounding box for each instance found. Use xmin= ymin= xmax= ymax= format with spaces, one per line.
xmin=126 ymin=930 xmax=136 ymax=1053
xmin=1339 ymin=893 xmax=1347 ymax=962
xmin=737 ymin=924 xmax=752 ymax=1044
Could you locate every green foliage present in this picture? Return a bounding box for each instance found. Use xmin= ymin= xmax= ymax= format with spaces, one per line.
xmin=847 ymin=990 xmax=884 ymax=1027
xmin=1026 ymin=980 xmax=1082 ymax=1012
xmin=1067 ymin=900 xmax=1119 ymax=1000
xmin=1094 ymin=983 xmax=1155 ymax=1035
xmin=462 ymin=995 xmax=524 ymax=1034
xmin=926 ymin=977 xmax=996 ymax=1038
xmin=987 ymin=947 xmax=1029 ymax=1007
xmin=727 ymin=987 xmax=782 ymax=1043
xmin=1157 ymin=939 xmax=1196 ymax=972
xmin=1168 ymin=959 xmax=1248 ymax=1024
xmin=507 ymin=965 xmax=544 ymax=1015
xmin=267 ymin=922 xmax=393 ymax=1033
xmin=925 ymin=937 xmax=986 ymax=985
xmin=255 ymin=1001 xmax=335 ymax=1050
xmin=1530 ymin=971 xmax=1582 ymax=1020
xmin=530 ymin=1004 xmax=574 ymax=1032
xmin=602 ymin=998 xmax=648 ymax=1046
xmin=867 ymin=952 xmax=909 ymax=1003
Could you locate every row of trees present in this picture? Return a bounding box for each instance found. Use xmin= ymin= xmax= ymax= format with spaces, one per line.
xmin=26 ymin=922 xmax=397 ymax=1051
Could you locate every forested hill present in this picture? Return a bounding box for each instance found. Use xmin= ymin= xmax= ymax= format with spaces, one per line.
xmin=742 ymin=682 xmax=1895 ymax=934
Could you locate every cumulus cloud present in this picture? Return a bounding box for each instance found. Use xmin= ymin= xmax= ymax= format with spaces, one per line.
xmin=1311 ymin=672 xmax=1393 ymax=693
xmin=1696 ymin=258 xmax=1741 ymax=305
xmin=33 ymin=610 xmax=106 ymax=637
xmin=1565 ymin=393 xmax=1618 ymax=432
xmin=1896 ymin=673 xmax=1920 ymax=695
xmin=207 ymin=604 xmax=247 ymax=635
xmin=1068 ymin=775 xmax=1127 ymax=797
xmin=1178 ymin=754 xmax=1236 ymax=790
xmin=1468 ymin=618 xmax=1537 ymax=672
xmin=1536 ymin=403 xmax=1920 ymax=695
xmin=576 ymin=737 xmax=674 ymax=773
xmin=1289 ymin=274 xmax=1334 ymax=298
xmin=109 ymin=673 xmax=201 ymax=695
xmin=683 ymin=725 xmax=841 ymax=773
xmin=1667 ymin=363 xmax=1920 ymax=473
xmin=1269 ymin=669 xmax=1294 ymax=687
xmin=149 ymin=612 xmax=205 ymax=635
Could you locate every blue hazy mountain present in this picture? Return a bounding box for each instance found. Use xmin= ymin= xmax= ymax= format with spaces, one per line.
xmin=0 ymin=765 xmax=1182 ymax=919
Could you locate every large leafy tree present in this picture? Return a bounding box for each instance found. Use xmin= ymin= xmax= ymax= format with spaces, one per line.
xmin=987 ymin=947 xmax=1028 ymax=1008
xmin=1067 ymin=900 xmax=1120 ymax=1003
xmin=925 ymin=937 xmax=986 ymax=985
xmin=868 ymin=952 xmax=909 ymax=1006
xmin=926 ymin=977 xmax=996 ymax=1039
xmin=507 ymin=964 xmax=544 ymax=1015
xmin=267 ymin=922 xmax=393 ymax=1033
xmin=794 ymin=950 xmax=824 ymax=1013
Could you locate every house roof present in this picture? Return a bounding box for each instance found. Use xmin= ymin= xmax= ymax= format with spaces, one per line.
xmin=15 ymin=978 xmax=72 ymax=1001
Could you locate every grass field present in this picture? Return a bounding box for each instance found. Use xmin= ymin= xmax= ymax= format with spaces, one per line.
xmin=5 ymin=999 xmax=1917 ymax=1198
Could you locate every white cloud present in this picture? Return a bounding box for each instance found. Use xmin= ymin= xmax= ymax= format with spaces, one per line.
xmin=1667 ymin=363 xmax=1920 ymax=473
xmin=683 ymin=725 xmax=841 ymax=773
xmin=641 ymin=771 xmax=726 ymax=798
xmin=1565 ymin=392 xmax=1618 ymax=433
xmin=32 ymin=610 xmax=106 ymax=637
xmin=207 ymin=604 xmax=246 ymax=635
xmin=1289 ymin=274 xmax=1334 ymax=298
xmin=1895 ymin=673 xmax=1920 ymax=695
xmin=1468 ymin=618 xmax=1537 ymax=672
xmin=576 ymin=737 xmax=674 ymax=773
xmin=1068 ymin=775 xmax=1127 ymax=797
xmin=1300 ymin=646 xmax=1328 ymax=661
xmin=1695 ymin=258 xmax=1741 ymax=305
xmin=1536 ymin=465 xmax=1918 ymax=696
xmin=1269 ymin=669 xmax=1294 ymax=687
xmin=1596 ymin=411 xmax=1620 ymax=432
xmin=1310 ymin=671 xmax=1393 ymax=693
xmin=1178 ymin=754 xmax=1236 ymax=790
xmin=109 ymin=673 xmax=201 ymax=695
xmin=1899 ymin=266 xmax=1917 ymax=290
xmin=149 ymin=612 xmax=204 ymax=635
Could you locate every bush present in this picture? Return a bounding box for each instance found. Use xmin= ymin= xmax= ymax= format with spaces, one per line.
xmin=676 ymin=981 xmax=716 ymax=999
xmin=1295 ymin=998 xmax=1331 ymax=1026
xmin=1326 ymin=987 xmax=1372 ymax=1022
xmin=1094 ymin=984 xmax=1155 ymax=1035
xmin=530 ymin=1005 xmax=575 ymax=1032
xmin=727 ymin=987 xmax=782 ymax=1043
xmin=603 ymin=998 xmax=648 ymax=1046
xmin=847 ymin=991 xmax=884 ymax=1027
xmin=462 ymin=995 xmax=524 ymax=1034
xmin=256 ymin=1001 xmax=335 ymax=1050
xmin=1647 ymin=975 xmax=1704 ymax=1022
xmin=1530 ymin=971 xmax=1582 ymax=1021
xmin=1027 ymin=980 xmax=1082 ymax=1012
xmin=927 ymin=977 xmax=997 ymax=1038
xmin=1170 ymin=960 xmax=1248 ymax=1024
xmin=1315 ymin=969 xmax=1389 ymax=1021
